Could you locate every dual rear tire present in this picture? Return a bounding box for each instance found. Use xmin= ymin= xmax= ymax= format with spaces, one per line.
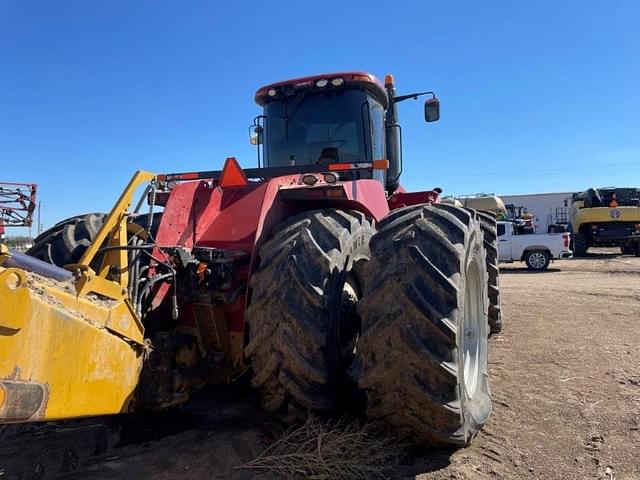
xmin=353 ymin=204 xmax=491 ymax=445
xmin=247 ymin=205 xmax=492 ymax=446
xmin=245 ymin=210 xmax=374 ymax=415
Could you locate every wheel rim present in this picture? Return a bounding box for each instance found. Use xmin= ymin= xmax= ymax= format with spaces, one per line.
xmin=338 ymin=277 xmax=360 ymax=360
xmin=463 ymin=261 xmax=482 ymax=398
xmin=529 ymin=252 xmax=546 ymax=269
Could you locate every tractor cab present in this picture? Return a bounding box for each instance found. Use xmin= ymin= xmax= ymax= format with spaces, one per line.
xmin=252 ymin=72 xmax=440 ymax=193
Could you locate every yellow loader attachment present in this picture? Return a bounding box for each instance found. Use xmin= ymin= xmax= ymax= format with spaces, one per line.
xmin=0 ymin=264 xmax=143 ymax=422
xmin=0 ymin=171 xmax=155 ymax=424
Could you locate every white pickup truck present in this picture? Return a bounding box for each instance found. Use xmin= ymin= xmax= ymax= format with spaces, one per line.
xmin=497 ymin=221 xmax=573 ymax=270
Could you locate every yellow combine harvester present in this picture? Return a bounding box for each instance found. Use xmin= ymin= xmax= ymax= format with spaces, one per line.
xmin=569 ymin=187 xmax=640 ymax=256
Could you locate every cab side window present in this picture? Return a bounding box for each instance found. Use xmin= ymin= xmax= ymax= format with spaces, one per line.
xmin=497 ymin=224 xmax=506 ymax=237
xmin=369 ymin=100 xmax=385 ymax=160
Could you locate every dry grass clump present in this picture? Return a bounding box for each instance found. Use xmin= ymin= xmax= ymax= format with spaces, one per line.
xmin=238 ymin=415 xmax=404 ymax=479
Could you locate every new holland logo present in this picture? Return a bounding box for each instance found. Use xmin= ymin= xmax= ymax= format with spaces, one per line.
xmin=609 ymin=208 xmax=621 ymax=219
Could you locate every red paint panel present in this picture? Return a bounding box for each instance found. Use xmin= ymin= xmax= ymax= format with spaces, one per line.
xmin=388 ymin=190 xmax=441 ymax=210
xmin=155 ymin=181 xmax=211 ymax=249
xmin=156 ymin=175 xmax=301 ymax=252
xmin=342 ymin=179 xmax=390 ymax=222
xmin=157 ymin=176 xmax=393 ymax=255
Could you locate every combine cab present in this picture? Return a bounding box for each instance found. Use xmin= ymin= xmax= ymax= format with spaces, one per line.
xmin=0 ymin=72 xmax=499 ymax=475
xmin=569 ymin=187 xmax=640 ymax=256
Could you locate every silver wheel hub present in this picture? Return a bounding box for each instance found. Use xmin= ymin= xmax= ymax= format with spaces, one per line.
xmin=340 ymin=280 xmax=360 ymax=357
xmin=529 ymin=252 xmax=546 ymax=269
xmin=463 ymin=262 xmax=482 ymax=398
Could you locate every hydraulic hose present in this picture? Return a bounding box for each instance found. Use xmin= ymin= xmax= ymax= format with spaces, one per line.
xmin=4 ymin=250 xmax=73 ymax=282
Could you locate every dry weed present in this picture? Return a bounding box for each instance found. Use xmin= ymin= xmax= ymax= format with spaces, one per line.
xmin=238 ymin=415 xmax=404 ymax=479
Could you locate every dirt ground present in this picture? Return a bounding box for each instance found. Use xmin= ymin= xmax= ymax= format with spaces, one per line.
xmin=35 ymin=251 xmax=640 ymax=479
xmin=419 ymin=251 xmax=640 ymax=480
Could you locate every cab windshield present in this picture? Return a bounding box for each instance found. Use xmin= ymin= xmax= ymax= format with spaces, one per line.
xmin=263 ymin=89 xmax=371 ymax=167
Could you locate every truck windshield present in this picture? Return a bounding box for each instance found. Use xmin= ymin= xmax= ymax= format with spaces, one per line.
xmin=263 ymin=89 xmax=369 ymax=167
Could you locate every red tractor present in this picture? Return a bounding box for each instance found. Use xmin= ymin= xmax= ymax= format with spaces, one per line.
xmin=12 ymin=72 xmax=496 ymax=453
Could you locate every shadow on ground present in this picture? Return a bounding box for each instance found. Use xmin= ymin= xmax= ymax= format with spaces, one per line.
xmin=500 ymin=267 xmax=562 ymax=274
xmin=571 ymin=253 xmax=621 ymax=260
xmin=395 ymin=447 xmax=456 ymax=478
xmin=48 ymin=383 xmax=459 ymax=480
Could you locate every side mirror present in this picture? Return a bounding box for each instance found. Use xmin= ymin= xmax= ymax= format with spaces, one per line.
xmin=424 ymin=97 xmax=440 ymax=122
xmin=249 ymin=125 xmax=263 ymax=145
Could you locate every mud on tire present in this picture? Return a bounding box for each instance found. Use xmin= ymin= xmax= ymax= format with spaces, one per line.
xmin=353 ymin=203 xmax=492 ymax=446
xmin=245 ymin=209 xmax=374 ymax=415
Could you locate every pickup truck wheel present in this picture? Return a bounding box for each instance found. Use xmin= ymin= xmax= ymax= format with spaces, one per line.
xmin=525 ymin=250 xmax=550 ymax=271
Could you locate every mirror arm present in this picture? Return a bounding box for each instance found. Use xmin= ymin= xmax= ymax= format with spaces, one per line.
xmin=393 ymin=91 xmax=436 ymax=104
xmin=253 ymin=115 xmax=266 ymax=126
xmin=251 ymin=115 xmax=267 ymax=167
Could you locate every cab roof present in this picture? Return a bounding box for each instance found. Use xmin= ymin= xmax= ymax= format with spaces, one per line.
xmin=255 ymin=71 xmax=388 ymax=108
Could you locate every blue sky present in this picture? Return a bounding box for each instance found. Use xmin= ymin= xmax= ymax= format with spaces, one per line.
xmin=1 ymin=1 xmax=639 ymax=235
